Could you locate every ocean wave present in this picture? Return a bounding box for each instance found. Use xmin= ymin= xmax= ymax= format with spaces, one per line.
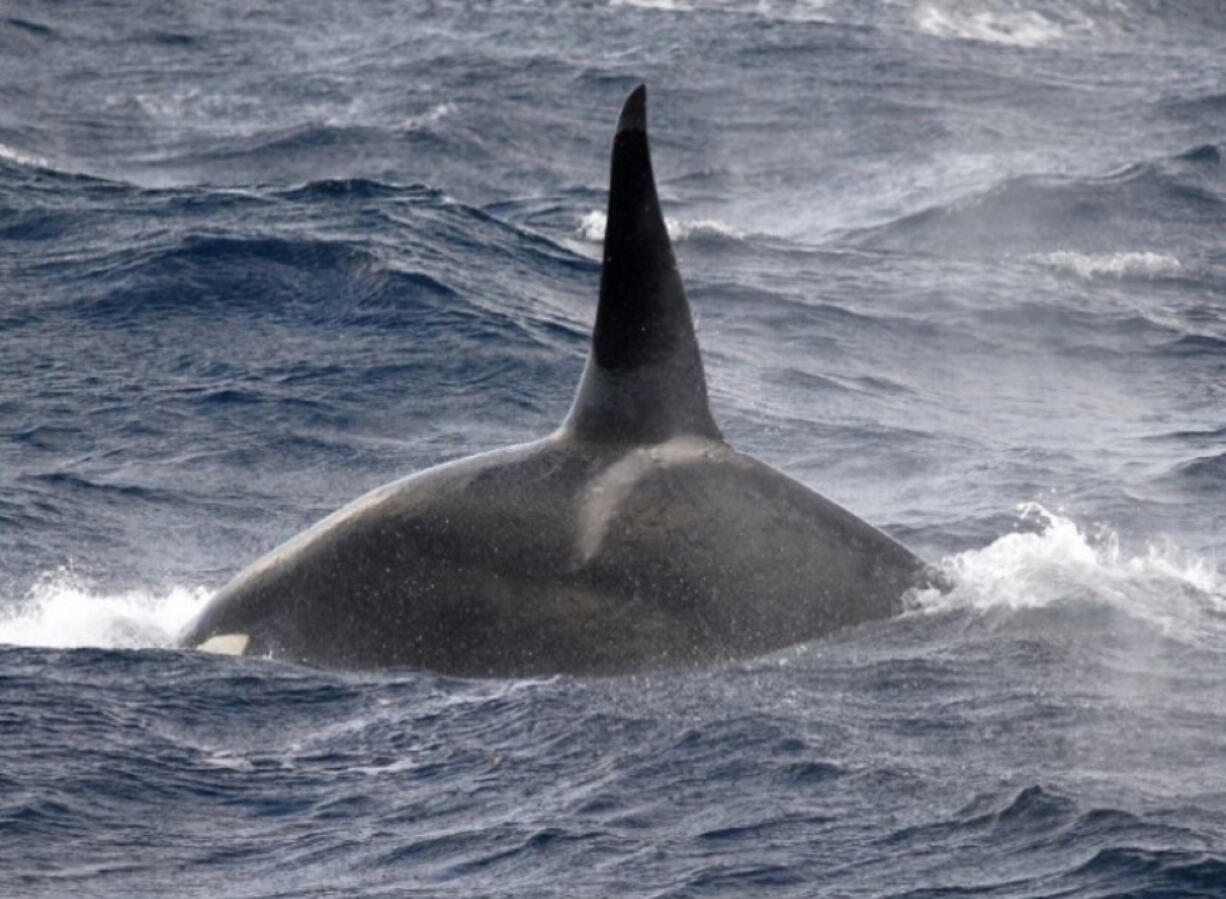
xmin=913 ymin=2 xmax=1071 ymax=47
xmin=889 ymin=783 xmax=1209 ymax=853
xmin=402 ymin=102 xmax=455 ymax=131
xmin=884 ymin=783 xmax=1223 ymax=894
xmin=1066 ymin=847 xmax=1226 ymax=894
xmin=911 ymin=503 xmax=1225 ymax=649
xmin=65 ymin=233 xmax=391 ymax=325
xmin=124 ymin=89 xmax=451 ymax=139
xmin=846 ymin=152 xmax=1225 ymax=257
xmin=578 ymin=209 xmax=747 ymax=243
xmin=1161 ymin=333 xmax=1226 ymax=357
xmin=1035 ymin=250 xmax=1183 ymax=280
xmin=224 ymin=122 xmax=388 ymax=158
xmin=608 ymin=0 xmax=837 ymax=21
xmin=910 ymin=0 xmax=1226 ymax=48
xmin=277 ymin=177 xmax=431 ymax=201
xmin=0 ymin=141 xmax=50 ymax=170
xmin=1161 ymin=452 xmax=1226 ymax=489
xmin=1146 ymin=424 xmax=1226 ymax=446
xmin=4 ymin=16 xmax=55 ymax=39
xmin=1177 ymin=143 xmax=1222 ymax=164
xmin=610 ymin=0 xmax=695 ymax=10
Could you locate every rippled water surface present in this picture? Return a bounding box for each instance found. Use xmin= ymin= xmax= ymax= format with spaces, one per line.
xmin=3 ymin=1 xmax=1225 ymax=895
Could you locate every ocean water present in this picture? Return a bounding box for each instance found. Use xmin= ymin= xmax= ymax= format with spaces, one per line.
xmin=3 ymin=1 xmax=1225 ymax=895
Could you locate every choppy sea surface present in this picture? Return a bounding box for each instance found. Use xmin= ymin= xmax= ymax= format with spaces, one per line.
xmin=3 ymin=1 xmax=1226 ymax=895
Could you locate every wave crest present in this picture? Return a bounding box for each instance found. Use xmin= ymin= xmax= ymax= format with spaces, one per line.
xmin=578 ymin=209 xmax=746 ymax=243
xmin=911 ymin=504 xmax=1224 ymax=647
xmin=0 ymin=141 xmax=50 ymax=170
xmin=914 ymin=2 xmax=1070 ymax=47
xmin=1036 ymin=250 xmax=1183 ymax=280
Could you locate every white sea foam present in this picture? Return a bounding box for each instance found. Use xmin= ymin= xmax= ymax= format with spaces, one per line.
xmin=579 ymin=210 xmax=606 ymax=240
xmin=911 ymin=504 xmax=1224 ymax=646
xmin=201 ymin=751 xmax=256 ymax=771
xmin=914 ymin=2 xmax=1070 ymax=47
xmin=0 ymin=568 xmax=210 ymax=650
xmin=1037 ymin=251 xmax=1182 ymax=280
xmin=579 ymin=209 xmax=746 ymax=242
xmin=610 ymin=0 xmax=693 ymax=9
xmin=0 ymin=142 xmax=50 ymax=169
xmin=609 ymin=0 xmax=835 ymax=20
xmin=402 ymin=102 xmax=455 ymax=131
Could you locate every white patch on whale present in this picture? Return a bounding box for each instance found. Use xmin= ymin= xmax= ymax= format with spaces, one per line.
xmin=575 ymin=435 xmax=724 ymax=564
xmin=197 ymin=633 xmax=250 ymax=656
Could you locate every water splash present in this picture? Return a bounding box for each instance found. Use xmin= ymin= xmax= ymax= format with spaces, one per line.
xmin=0 ymin=568 xmax=209 ymax=650
xmin=912 ymin=504 xmax=1225 ymax=647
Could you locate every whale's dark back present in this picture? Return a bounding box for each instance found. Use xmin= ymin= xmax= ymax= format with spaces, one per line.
xmin=183 ymin=436 xmax=923 ymax=675
xmin=180 ymin=85 xmax=930 ymax=674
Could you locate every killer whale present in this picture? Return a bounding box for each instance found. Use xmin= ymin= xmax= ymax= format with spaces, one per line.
xmin=181 ymin=85 xmax=932 ymax=675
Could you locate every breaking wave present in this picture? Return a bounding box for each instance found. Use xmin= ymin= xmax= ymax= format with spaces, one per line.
xmin=912 ymin=504 xmax=1226 ymax=649
xmin=1035 ymin=250 xmax=1183 ymax=280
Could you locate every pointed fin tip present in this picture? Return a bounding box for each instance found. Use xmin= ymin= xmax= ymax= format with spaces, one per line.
xmin=616 ymin=84 xmax=648 ymax=135
xmin=564 ymin=83 xmax=722 ymax=444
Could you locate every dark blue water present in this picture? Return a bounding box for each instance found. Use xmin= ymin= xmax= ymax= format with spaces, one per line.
xmin=3 ymin=1 xmax=1225 ymax=895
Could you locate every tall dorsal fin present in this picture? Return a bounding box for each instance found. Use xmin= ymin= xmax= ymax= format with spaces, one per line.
xmin=564 ymin=85 xmax=722 ymax=445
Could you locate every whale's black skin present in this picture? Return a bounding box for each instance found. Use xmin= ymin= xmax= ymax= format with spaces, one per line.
xmin=181 ymin=86 xmax=933 ymax=676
